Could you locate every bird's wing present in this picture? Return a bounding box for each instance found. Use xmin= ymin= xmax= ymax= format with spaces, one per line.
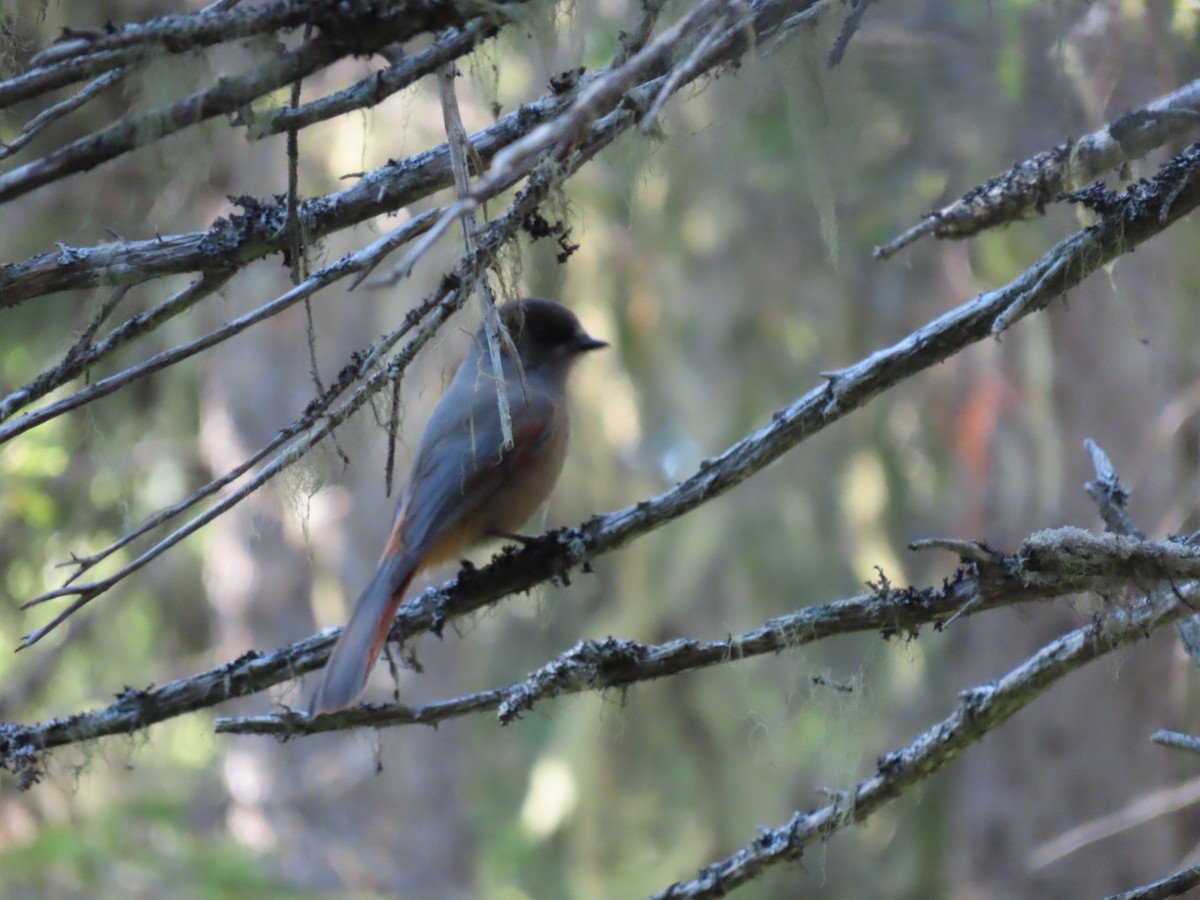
xmin=396 ymin=382 xmax=556 ymax=554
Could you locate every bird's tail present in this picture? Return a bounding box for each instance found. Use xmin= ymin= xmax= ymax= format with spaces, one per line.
xmin=309 ymin=553 xmax=417 ymax=714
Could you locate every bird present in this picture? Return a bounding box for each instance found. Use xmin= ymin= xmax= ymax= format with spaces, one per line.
xmin=309 ymin=297 xmax=607 ymax=713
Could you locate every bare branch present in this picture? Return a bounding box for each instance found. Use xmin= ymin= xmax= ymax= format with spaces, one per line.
xmin=649 ymin=581 xmax=1195 ymax=899
xmin=0 ymin=40 xmax=349 ymax=204
xmin=15 ymin=135 xmax=1200 ymax=683
xmin=874 ymin=78 xmax=1200 ymax=259
xmin=0 ymin=0 xmax=838 ymax=306
xmin=24 ymin=1 xmax=312 ymax=73
xmin=1 ymin=0 xmax=519 ymax=110
xmin=827 ymin=0 xmax=875 ymax=67
xmin=640 ymin=3 xmax=737 ymax=129
xmin=219 ymin=526 xmax=1200 ymax=736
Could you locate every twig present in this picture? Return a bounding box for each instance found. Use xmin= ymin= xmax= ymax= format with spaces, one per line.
xmin=0 ymin=70 xmax=127 ymax=161
xmin=827 ymin=0 xmax=875 ymax=67
xmin=640 ymin=3 xmax=736 ymax=130
xmin=908 ymin=537 xmax=994 ymax=564
xmin=0 ymin=274 xmax=229 ymax=424
xmin=487 ymin=0 xmax=728 ymax=191
xmin=439 ymin=61 xmax=516 ymax=446
xmin=1028 ymin=776 xmax=1200 ymax=872
xmin=614 ymin=0 xmax=671 ymax=66
xmin=60 ymin=286 xmax=130 ymax=371
xmin=1084 ymin=438 xmax=1143 ymax=538
xmin=0 ymin=242 xmax=377 ymax=447
xmin=1151 ymin=730 xmax=1200 ymax=754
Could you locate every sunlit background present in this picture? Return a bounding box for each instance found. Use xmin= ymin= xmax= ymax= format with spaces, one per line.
xmin=3 ymin=1 xmax=1200 ymax=897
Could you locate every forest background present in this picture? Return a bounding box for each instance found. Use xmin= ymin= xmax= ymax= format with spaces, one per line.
xmin=2 ymin=1 xmax=1200 ymax=897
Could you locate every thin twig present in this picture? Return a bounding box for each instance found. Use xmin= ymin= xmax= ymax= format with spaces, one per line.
xmin=640 ymin=3 xmax=735 ymax=129
xmin=1083 ymin=438 xmax=1143 ymax=538
xmin=827 ymin=0 xmax=875 ymax=67
xmin=489 ymin=0 xmax=728 ymax=191
xmin=0 ymin=69 xmax=127 ymax=161
xmin=439 ymin=61 xmax=516 ymax=446
xmin=1028 ymin=776 xmax=1200 ymax=873
xmin=0 ymin=274 xmax=229 ymax=424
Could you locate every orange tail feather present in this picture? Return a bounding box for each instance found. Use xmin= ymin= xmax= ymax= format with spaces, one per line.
xmin=309 ymin=554 xmax=417 ymax=714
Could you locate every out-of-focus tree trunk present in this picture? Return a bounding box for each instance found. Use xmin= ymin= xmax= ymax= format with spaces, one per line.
xmin=197 ymin=247 xmax=475 ymax=895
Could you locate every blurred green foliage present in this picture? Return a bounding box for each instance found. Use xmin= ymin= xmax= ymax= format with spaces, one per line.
xmin=1 ymin=793 xmax=296 ymax=898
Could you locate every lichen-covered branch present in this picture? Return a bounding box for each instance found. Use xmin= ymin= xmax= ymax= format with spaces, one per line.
xmin=649 ymin=578 xmax=1195 ymax=899
xmin=216 ymin=528 xmax=1200 ymax=736
xmin=874 ymin=78 xmax=1200 ymax=259
xmin=8 ymin=521 xmax=1196 ymax=781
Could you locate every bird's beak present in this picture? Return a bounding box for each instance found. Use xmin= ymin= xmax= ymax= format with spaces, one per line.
xmin=573 ymin=334 xmax=608 ymax=352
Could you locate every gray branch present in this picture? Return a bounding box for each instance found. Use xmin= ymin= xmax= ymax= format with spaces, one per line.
xmin=1103 ymin=862 xmax=1200 ymax=900
xmin=217 ymin=529 xmax=1200 ymax=736
xmin=649 ymin=579 xmax=1195 ymax=899
xmin=9 ymin=524 xmax=1196 ymax=781
xmin=1151 ymin=730 xmax=1200 ymax=755
xmin=874 ymin=78 xmax=1200 ymax=259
